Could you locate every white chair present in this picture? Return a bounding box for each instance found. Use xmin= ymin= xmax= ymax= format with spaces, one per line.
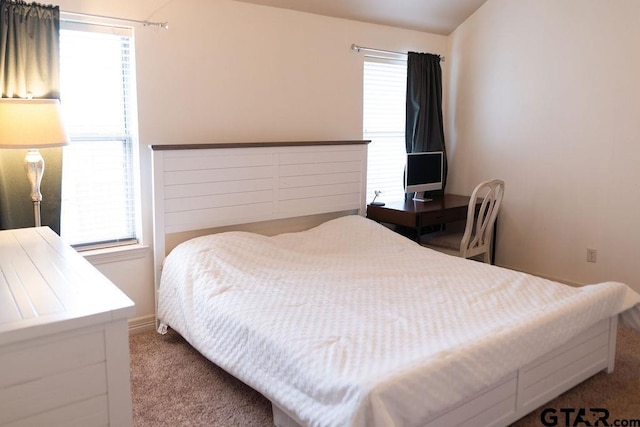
xmin=421 ymin=179 xmax=505 ymax=263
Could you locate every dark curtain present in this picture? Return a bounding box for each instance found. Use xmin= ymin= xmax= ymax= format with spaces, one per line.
xmin=405 ymin=51 xmax=448 ymax=199
xmin=0 ymin=0 xmax=62 ymax=233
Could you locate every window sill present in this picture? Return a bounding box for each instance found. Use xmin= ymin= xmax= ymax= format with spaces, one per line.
xmin=79 ymin=243 xmax=150 ymax=265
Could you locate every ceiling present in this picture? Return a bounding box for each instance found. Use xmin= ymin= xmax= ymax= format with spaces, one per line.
xmin=231 ymin=0 xmax=488 ymax=35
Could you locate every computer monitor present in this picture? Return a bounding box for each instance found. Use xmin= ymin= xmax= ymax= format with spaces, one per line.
xmin=405 ymin=151 xmax=443 ymax=202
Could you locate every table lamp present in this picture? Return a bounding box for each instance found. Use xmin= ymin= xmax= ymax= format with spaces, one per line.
xmin=0 ymin=99 xmax=70 ymax=227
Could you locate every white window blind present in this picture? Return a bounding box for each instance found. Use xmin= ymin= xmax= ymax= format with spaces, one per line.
xmin=363 ymin=59 xmax=407 ymax=203
xmin=59 ymin=23 xmax=138 ymax=248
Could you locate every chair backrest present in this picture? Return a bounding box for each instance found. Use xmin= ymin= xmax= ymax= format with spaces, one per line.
xmin=459 ymin=179 xmax=505 ymax=260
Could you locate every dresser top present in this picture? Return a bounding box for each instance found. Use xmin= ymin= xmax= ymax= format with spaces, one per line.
xmin=0 ymin=227 xmax=135 ymax=345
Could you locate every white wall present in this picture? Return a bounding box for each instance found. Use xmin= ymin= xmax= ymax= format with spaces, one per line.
xmin=55 ymin=0 xmax=447 ymax=323
xmin=447 ymin=0 xmax=640 ymax=292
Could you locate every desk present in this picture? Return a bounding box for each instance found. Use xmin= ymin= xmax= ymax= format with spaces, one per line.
xmin=367 ymin=194 xmax=497 ymax=262
xmin=366 ymin=194 xmax=475 ymax=238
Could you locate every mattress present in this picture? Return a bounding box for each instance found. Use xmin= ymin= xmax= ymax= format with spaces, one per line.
xmin=157 ymin=215 xmax=638 ymax=427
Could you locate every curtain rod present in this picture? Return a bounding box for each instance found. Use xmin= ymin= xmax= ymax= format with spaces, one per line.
xmin=61 ymin=11 xmax=168 ymax=29
xmin=351 ymin=44 xmax=445 ymax=62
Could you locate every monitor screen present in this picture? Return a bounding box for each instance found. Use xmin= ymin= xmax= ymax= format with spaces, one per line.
xmin=405 ymin=151 xmax=443 ymax=197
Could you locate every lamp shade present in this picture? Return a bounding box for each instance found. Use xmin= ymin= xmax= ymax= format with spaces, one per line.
xmin=0 ymin=99 xmax=70 ymax=148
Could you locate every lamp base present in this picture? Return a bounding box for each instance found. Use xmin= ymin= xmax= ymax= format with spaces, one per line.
xmin=24 ymin=149 xmax=44 ymax=227
xmin=32 ymin=201 xmax=42 ymax=227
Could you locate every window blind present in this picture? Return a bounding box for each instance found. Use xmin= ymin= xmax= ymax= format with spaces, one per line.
xmin=59 ymin=23 xmax=138 ymax=248
xmin=363 ymin=59 xmax=407 ymax=203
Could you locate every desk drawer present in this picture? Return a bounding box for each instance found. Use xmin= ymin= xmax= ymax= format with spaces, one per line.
xmin=367 ymin=206 xmax=417 ymax=228
xmin=420 ymin=206 xmax=467 ymax=226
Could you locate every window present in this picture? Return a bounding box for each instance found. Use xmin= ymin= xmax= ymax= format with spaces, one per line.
xmin=363 ymin=58 xmax=407 ymax=203
xmin=59 ymin=22 xmax=139 ymax=248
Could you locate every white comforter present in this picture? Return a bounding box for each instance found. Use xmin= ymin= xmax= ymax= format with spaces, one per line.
xmin=158 ymin=215 xmax=639 ymax=427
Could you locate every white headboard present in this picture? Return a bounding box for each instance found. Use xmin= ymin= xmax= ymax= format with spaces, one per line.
xmin=150 ymin=140 xmax=369 ymax=300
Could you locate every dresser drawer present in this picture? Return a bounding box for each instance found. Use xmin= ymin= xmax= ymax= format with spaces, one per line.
xmin=0 ymin=328 xmax=108 ymax=426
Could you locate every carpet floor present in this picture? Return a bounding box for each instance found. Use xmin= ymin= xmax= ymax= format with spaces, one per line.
xmin=129 ymin=325 xmax=640 ymax=426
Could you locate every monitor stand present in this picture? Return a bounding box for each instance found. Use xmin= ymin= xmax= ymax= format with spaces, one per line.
xmin=412 ymin=191 xmax=432 ymax=202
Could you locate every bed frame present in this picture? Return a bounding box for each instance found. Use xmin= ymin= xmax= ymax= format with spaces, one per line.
xmin=150 ymin=141 xmax=618 ymax=427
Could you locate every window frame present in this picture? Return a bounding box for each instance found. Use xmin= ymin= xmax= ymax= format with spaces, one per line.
xmin=363 ymin=56 xmax=408 ymax=204
xmin=58 ymin=17 xmax=143 ymax=253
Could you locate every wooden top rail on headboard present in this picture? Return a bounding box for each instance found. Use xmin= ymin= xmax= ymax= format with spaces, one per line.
xmin=150 ymin=140 xmax=371 ymax=151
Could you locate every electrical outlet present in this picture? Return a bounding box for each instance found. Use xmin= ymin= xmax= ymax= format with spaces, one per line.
xmin=587 ymin=248 xmax=597 ymax=263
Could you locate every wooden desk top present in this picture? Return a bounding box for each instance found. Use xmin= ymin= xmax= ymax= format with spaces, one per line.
xmin=369 ymin=194 xmax=472 ymax=214
xmin=366 ymin=194 xmax=474 ymax=229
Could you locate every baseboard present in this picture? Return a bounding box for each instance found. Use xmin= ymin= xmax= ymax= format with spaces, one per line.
xmin=497 ymin=263 xmax=582 ymax=287
xmin=128 ymin=314 xmax=156 ymax=335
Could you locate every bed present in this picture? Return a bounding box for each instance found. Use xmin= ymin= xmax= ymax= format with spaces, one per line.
xmin=150 ymin=141 xmax=640 ymax=427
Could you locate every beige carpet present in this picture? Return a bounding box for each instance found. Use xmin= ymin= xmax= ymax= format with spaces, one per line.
xmin=130 ymin=326 xmax=640 ymax=426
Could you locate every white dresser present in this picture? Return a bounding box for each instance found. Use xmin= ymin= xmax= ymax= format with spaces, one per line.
xmin=0 ymin=227 xmax=135 ymax=426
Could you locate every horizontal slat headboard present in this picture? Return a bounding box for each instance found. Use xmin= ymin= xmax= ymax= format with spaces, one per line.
xmin=150 ymin=140 xmax=369 ymax=305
